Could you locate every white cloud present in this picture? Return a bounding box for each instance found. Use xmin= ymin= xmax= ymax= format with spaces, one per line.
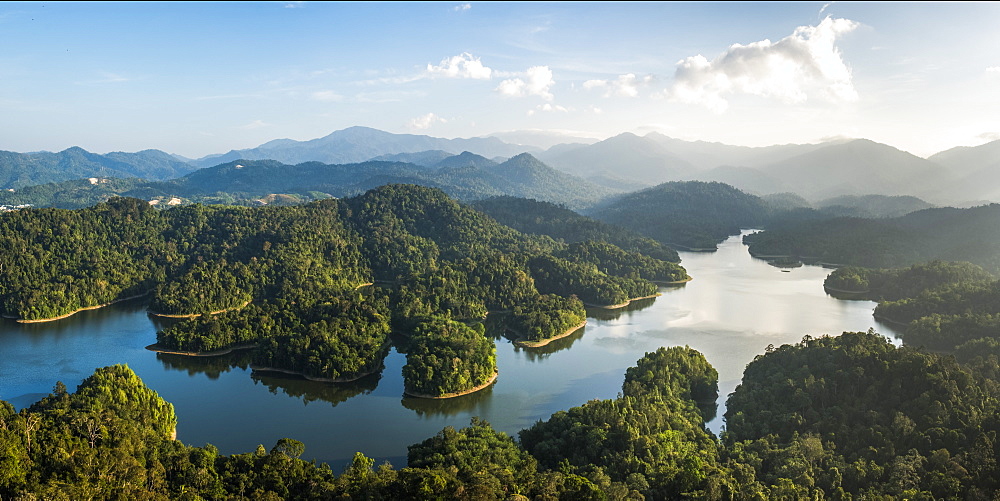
xmin=408 ymin=112 xmax=447 ymax=130
xmin=311 ymin=90 xmax=344 ymax=102
xmin=496 ymin=66 xmax=554 ymax=100
xmin=987 ymin=66 xmax=1000 ymax=74
xmin=526 ymin=103 xmax=569 ymax=116
xmin=239 ymin=120 xmax=270 ymax=130
xmin=583 ymin=73 xmax=653 ymax=98
xmin=426 ymin=52 xmax=492 ymax=79
xmin=284 ymin=2 xmax=305 ymax=8
xmin=668 ymin=16 xmax=859 ymax=113
xmin=978 ymin=131 xmax=1000 ymax=142
xmin=453 ymin=3 xmax=471 ymax=11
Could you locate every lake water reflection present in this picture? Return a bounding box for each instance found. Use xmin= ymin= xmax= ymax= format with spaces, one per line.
xmin=0 ymin=231 xmax=901 ymax=471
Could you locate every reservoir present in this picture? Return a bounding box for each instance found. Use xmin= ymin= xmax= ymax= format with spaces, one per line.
xmin=0 ymin=231 xmax=901 ymax=470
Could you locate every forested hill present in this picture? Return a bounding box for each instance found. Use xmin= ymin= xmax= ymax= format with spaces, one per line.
xmin=0 ymin=185 xmax=683 ymax=387
xmin=0 ymin=154 xmax=616 ymax=211
xmin=743 ymin=204 xmax=1000 ymax=273
xmin=470 ymin=196 xmax=681 ymax=262
xmin=0 ymin=147 xmax=197 ymax=189
xmin=588 ymin=180 xmax=771 ymax=249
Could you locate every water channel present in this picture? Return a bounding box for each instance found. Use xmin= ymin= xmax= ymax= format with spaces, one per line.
xmin=0 ymin=231 xmax=901 ymax=471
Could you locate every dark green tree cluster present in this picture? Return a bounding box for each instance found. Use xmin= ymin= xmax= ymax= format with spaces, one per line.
xmin=529 ymin=254 xmax=658 ymax=306
xmin=11 ymin=328 xmax=1000 ymax=499
xmin=402 ymin=316 xmax=497 ymax=397
xmin=0 ymin=197 xmax=166 ymax=320
xmin=824 ymin=260 xmax=992 ymax=299
xmin=253 ymin=292 xmax=392 ymax=381
xmin=622 ymin=346 xmax=719 ymax=419
xmin=507 ymin=293 xmax=586 ymax=342
xmin=557 ymin=240 xmax=689 ymax=283
xmin=2 ymin=184 xmax=686 ymax=399
xmin=723 ymin=331 xmax=1000 ymax=499
xmin=825 ymin=261 xmax=1000 ymax=358
xmin=470 ymin=196 xmax=681 ymax=262
xmin=745 ymin=204 xmax=1000 ymax=274
xmin=590 ymin=181 xmax=770 ymax=250
xmin=519 ymin=346 xmax=727 ymax=499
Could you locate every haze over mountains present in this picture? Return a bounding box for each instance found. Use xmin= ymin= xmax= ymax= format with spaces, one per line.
xmin=2 ymin=126 xmax=999 ymax=208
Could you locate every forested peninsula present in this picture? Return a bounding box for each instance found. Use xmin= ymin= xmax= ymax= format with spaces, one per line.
xmin=0 ymin=185 xmax=685 ymax=397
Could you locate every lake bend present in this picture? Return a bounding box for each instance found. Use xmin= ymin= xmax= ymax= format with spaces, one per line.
xmin=0 ymin=230 xmax=902 ymax=471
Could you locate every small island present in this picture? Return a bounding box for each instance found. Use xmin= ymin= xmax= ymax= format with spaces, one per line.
xmin=402 ymin=316 xmax=498 ymax=399
xmin=507 ymin=294 xmax=588 ymax=347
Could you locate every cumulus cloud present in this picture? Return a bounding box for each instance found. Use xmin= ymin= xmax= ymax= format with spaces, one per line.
xmin=668 ymin=16 xmax=859 ymax=113
xmin=987 ymin=67 xmax=1000 ymax=74
xmin=496 ymin=66 xmax=555 ymax=100
xmin=408 ymin=112 xmax=447 ymax=130
xmin=453 ymin=3 xmax=471 ymax=11
xmin=426 ymin=53 xmax=492 ymax=79
xmin=583 ymin=73 xmax=653 ymax=98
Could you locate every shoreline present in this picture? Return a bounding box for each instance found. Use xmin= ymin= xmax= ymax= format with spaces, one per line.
xmin=147 ymin=300 xmax=252 ymax=319
xmin=873 ymin=313 xmax=911 ymax=327
xmin=823 ymin=285 xmax=871 ymax=295
xmin=249 ymin=364 xmax=382 ymax=383
xmin=145 ymin=342 xmax=259 ymax=357
xmin=12 ymin=291 xmax=152 ymax=324
xmin=653 ymin=277 xmax=693 ymax=285
xmin=584 ymin=293 xmax=662 ymax=310
xmin=404 ymin=370 xmax=498 ymax=399
xmin=511 ymin=319 xmax=587 ymax=348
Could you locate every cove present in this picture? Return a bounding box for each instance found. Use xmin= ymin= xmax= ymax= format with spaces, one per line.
xmin=0 ymin=230 xmax=902 ymax=471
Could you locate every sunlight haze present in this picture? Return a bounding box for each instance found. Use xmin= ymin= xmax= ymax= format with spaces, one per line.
xmin=2 ymin=2 xmax=998 ymax=158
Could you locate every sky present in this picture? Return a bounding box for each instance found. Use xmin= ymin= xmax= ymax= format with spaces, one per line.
xmin=1 ymin=1 xmax=999 ymax=159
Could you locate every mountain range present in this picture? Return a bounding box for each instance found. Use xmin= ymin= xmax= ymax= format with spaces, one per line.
xmin=192 ymin=126 xmax=541 ymax=168
xmin=3 ymin=126 xmax=999 ymax=207
xmin=0 ymin=152 xmax=615 ymax=211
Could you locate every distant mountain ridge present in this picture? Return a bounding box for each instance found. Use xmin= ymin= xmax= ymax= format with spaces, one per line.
xmin=0 ymin=147 xmax=197 ymax=189
xmin=194 ymin=126 xmax=541 ymax=168
xmin=539 ymin=133 xmax=969 ymax=204
xmin=4 ymin=127 xmax=1000 ymax=207
xmin=1 ymin=152 xmax=615 ymax=211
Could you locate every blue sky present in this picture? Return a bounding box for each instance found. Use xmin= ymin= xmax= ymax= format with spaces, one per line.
xmin=1 ymin=2 xmax=999 ymax=158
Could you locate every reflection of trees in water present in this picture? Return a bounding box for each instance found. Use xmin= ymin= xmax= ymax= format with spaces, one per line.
xmin=510 ymin=327 xmax=586 ymax=362
xmin=156 ymin=350 xmax=253 ymax=380
xmin=401 ymin=383 xmax=495 ymax=418
xmin=586 ymin=295 xmax=658 ymax=321
xmin=250 ymin=370 xmax=381 ymax=408
xmin=698 ymin=400 xmax=719 ymax=424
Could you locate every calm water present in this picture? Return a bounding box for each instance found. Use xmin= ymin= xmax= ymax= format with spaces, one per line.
xmin=0 ymin=231 xmax=900 ymax=470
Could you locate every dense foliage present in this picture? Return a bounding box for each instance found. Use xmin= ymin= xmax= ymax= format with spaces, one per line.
xmin=724 ymin=331 xmax=1000 ymax=499
xmin=8 ymin=328 xmax=1000 ymax=499
xmin=745 ymin=204 xmax=1000 ymax=273
xmin=825 ymin=260 xmax=1000 ymax=357
xmin=401 ymin=316 xmax=497 ymax=397
xmin=529 ymin=254 xmax=659 ymax=306
xmin=1 ymin=185 xmax=681 ymax=388
xmin=507 ymin=293 xmax=586 ymax=342
xmin=823 ymin=260 xmax=993 ymax=299
xmin=470 ymin=196 xmax=681 ymax=262
xmin=589 ymin=181 xmax=770 ymax=250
